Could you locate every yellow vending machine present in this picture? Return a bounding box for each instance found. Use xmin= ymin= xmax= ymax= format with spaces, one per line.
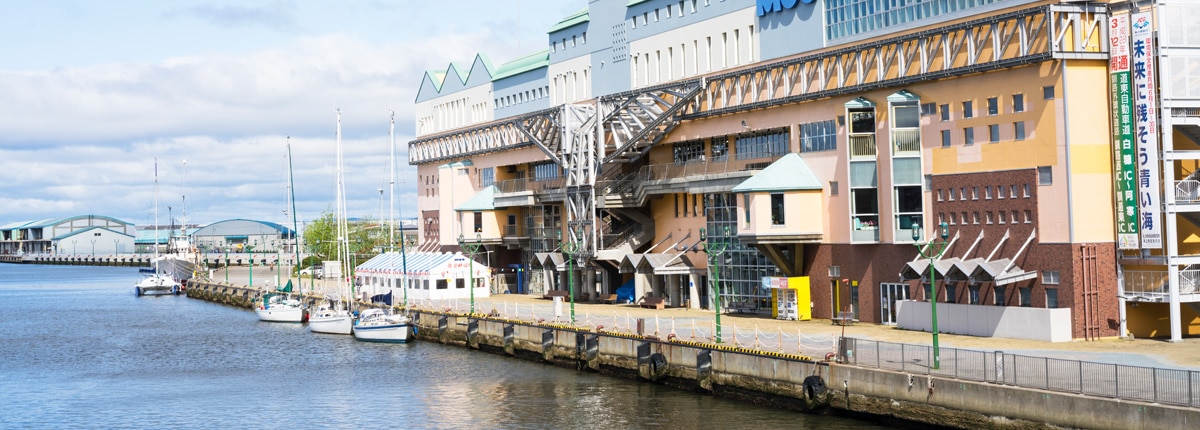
xmin=766 ymin=276 xmax=811 ymax=321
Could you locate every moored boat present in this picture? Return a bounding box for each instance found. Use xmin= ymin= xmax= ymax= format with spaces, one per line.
xmin=352 ymin=308 xmax=411 ymax=343
xmin=135 ymin=269 xmax=180 ymax=296
xmin=255 ymin=280 xmax=306 ymax=323
xmin=308 ymin=301 xmax=353 ymax=334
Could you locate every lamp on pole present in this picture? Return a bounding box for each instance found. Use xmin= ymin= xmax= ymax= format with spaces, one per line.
xmin=700 ymin=226 xmax=731 ymax=343
xmin=90 ymin=239 xmax=97 ymax=257
xmin=247 ymin=245 xmax=256 ymax=289
xmin=912 ymin=221 xmax=950 ymax=370
xmin=224 ymin=247 xmax=230 ymax=284
xmin=458 ymin=232 xmax=483 ymax=315
xmin=559 ymin=228 xmax=582 ymax=324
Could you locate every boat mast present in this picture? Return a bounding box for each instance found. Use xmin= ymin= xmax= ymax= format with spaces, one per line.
xmin=287 ymin=138 xmax=302 ymax=297
xmin=390 ymin=111 xmax=408 ymax=309
xmin=153 ymin=158 xmax=160 ymax=273
xmin=336 ymin=110 xmax=352 ymax=305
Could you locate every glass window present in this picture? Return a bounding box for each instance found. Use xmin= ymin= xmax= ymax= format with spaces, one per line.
xmin=984 ymin=186 xmax=992 ymax=199
xmin=799 ymin=120 xmax=837 ymax=152
xmin=1024 ymin=183 xmax=1032 ymax=196
xmin=941 ymin=129 xmax=951 ymax=147
xmin=937 ymin=189 xmax=944 ymax=201
xmin=850 ymin=109 xmax=876 ymax=134
xmin=989 ymin=124 xmax=1000 ymax=143
xmin=1024 ymin=209 xmax=1032 ymax=223
xmin=964 ymin=127 xmax=974 ymax=145
xmin=993 ymin=286 xmax=1006 ymax=305
xmin=893 ymin=102 xmax=920 ymax=128
xmin=939 ymin=103 xmax=950 ymax=121
xmin=1014 ymin=121 xmax=1026 ymax=140
xmin=533 ymin=161 xmax=561 ymax=181
xmin=969 ymin=285 xmax=980 ymax=304
xmin=1037 ymin=166 xmax=1052 ymax=185
xmin=962 ymin=100 xmax=974 ymax=118
xmin=479 ymin=167 xmax=495 ymax=187
xmin=1045 ymin=288 xmax=1058 ymax=308
xmin=771 ymin=193 xmax=785 ymax=225
xmin=972 ymin=211 xmax=979 ymax=224
xmin=1043 ymin=270 xmax=1060 ymax=284
xmin=1012 ymin=93 xmax=1025 ymax=112
xmin=987 ymin=97 xmax=998 ymax=115
xmin=986 ymin=211 xmax=993 ymax=224
xmin=711 ymin=136 xmax=729 ymax=161
xmin=1043 ymin=85 xmax=1055 ymax=100
xmin=1019 ymin=287 xmax=1032 ymax=307
xmin=673 ymin=140 xmax=705 ymax=165
xmin=945 ymin=284 xmax=957 ymax=303
xmin=893 ymin=158 xmax=922 ymax=184
xmin=850 ymin=162 xmax=878 ymax=187
xmin=735 ymin=129 xmax=788 ymax=160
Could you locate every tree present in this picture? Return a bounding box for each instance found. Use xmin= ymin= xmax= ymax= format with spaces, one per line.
xmin=303 ymin=211 xmax=385 ymax=271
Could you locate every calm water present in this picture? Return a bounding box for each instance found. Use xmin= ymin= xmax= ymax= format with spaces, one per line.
xmin=0 ymin=264 xmax=886 ymax=429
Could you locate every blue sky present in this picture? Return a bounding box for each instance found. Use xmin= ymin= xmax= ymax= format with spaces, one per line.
xmin=0 ymin=0 xmax=580 ymax=229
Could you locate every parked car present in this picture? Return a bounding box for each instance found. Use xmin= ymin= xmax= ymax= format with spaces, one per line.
xmin=299 ymin=266 xmax=324 ymax=279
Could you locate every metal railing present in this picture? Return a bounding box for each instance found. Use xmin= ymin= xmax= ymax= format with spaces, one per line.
xmin=849 ymin=134 xmax=876 ymax=158
xmin=839 ymin=337 xmax=1200 ymax=407
xmin=1122 ymin=269 xmax=1200 ymax=297
xmin=892 ymin=129 xmax=920 ymax=154
xmin=1174 ymin=179 xmax=1200 ymax=203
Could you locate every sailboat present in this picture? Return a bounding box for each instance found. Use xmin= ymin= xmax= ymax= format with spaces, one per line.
xmin=353 ymin=111 xmax=411 ymax=343
xmin=309 ymin=113 xmax=354 ymax=334
xmin=136 ymin=159 xmax=182 ymax=296
xmin=255 ymin=142 xmax=307 ymax=323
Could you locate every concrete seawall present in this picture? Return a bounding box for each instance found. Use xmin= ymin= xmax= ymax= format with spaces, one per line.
xmin=187 ymin=282 xmax=1199 ymax=429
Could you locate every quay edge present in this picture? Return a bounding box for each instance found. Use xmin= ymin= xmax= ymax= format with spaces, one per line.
xmin=187 ymin=282 xmax=1199 ymax=430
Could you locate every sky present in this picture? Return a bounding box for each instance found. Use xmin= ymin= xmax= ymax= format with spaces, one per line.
xmin=0 ymin=0 xmax=582 ymax=230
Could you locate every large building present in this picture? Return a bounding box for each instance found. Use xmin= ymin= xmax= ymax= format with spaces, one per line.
xmin=0 ymin=215 xmax=136 ymax=255
xmin=408 ymin=0 xmax=1200 ymax=340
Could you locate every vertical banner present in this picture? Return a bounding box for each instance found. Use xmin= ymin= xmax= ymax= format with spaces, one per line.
xmin=1109 ymin=15 xmax=1140 ymax=250
xmin=1131 ymin=12 xmax=1162 ymax=249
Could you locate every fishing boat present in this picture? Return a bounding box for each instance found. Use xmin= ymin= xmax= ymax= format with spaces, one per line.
xmin=255 ymin=279 xmax=306 ymax=323
xmin=136 ymin=159 xmax=182 ymax=296
xmin=309 ymin=113 xmax=354 ymax=334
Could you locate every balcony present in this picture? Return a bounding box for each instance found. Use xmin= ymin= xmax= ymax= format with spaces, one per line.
xmin=849 ymin=134 xmax=876 ymax=159
xmin=892 ymin=129 xmax=920 ymax=155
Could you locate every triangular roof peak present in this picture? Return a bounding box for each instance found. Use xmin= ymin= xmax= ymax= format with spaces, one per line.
xmin=732 ymin=153 xmax=822 ymax=193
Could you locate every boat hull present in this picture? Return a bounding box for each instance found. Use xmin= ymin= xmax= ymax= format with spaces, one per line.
xmin=352 ymin=323 xmax=411 ymax=343
xmin=309 ymin=315 xmax=353 ymax=335
xmin=255 ymin=307 xmax=306 ymax=323
xmin=135 ymin=274 xmax=181 ymax=296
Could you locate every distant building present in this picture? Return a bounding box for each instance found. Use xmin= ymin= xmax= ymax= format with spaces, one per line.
xmin=0 ymin=215 xmax=136 ymax=255
xmin=189 ymin=219 xmax=295 ymax=254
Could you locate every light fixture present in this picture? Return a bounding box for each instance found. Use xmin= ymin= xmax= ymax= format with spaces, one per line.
xmin=741 ymin=120 xmax=750 ymax=130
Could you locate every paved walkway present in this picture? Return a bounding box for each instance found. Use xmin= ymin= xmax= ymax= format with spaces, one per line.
xmin=208 ymin=267 xmax=1200 ymax=371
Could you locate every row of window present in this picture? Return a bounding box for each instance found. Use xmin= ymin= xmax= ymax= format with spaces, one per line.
xmin=551 ymin=32 xmax=586 ymax=53
xmin=929 ymin=283 xmax=1058 ymax=308
xmin=673 ymin=193 xmax=705 ymax=218
xmin=940 ymin=122 xmax=1026 ymax=146
xmin=937 ymin=183 xmax=1032 ymax=202
xmin=495 ymin=86 xmax=550 ymax=109
xmin=631 ymin=25 xmax=753 ymax=87
xmin=670 ymin=129 xmax=789 ymax=164
xmin=937 ymin=210 xmax=1033 ymax=226
xmin=826 ymin=0 xmax=1007 ymax=40
xmin=630 ymin=0 xmax=705 ymax=29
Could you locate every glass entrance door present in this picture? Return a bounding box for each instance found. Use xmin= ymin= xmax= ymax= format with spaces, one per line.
xmin=880 ymin=282 xmax=910 ymax=325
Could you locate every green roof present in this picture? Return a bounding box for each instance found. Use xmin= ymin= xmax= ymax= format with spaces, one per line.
xmin=492 ymin=50 xmax=550 ymax=80
xmin=731 ymin=153 xmax=823 ymax=192
xmin=548 ymin=8 xmax=589 ymax=33
xmin=455 ymin=186 xmax=496 ymax=212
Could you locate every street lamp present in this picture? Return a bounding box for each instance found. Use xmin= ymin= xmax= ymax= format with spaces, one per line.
xmin=247 ymin=245 xmax=256 ymax=289
xmin=700 ymin=226 xmax=731 ymax=343
xmin=225 ymin=247 xmax=230 ymax=284
xmin=912 ymin=221 xmax=950 ymax=370
xmin=559 ymin=228 xmax=582 ymax=324
xmin=458 ymin=232 xmax=483 ymax=315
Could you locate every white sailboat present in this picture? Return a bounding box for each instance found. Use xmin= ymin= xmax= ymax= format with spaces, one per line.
xmin=309 ymin=114 xmax=353 ymax=335
xmin=353 ymin=111 xmax=411 ymax=343
xmin=256 ymin=143 xmax=307 ymax=323
xmin=136 ymin=158 xmax=182 ymax=296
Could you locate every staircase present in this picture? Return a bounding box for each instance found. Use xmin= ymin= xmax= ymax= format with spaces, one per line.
xmin=595 ymin=208 xmax=655 ymax=262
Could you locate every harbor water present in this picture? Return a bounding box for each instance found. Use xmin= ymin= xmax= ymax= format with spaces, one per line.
xmin=0 ymin=264 xmax=887 ymax=429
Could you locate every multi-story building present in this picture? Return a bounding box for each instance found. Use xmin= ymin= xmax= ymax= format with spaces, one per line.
xmin=408 ymin=0 xmax=1200 ymax=340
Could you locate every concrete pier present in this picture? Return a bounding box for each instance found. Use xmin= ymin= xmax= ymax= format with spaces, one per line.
xmin=184 ymin=278 xmax=1200 ymax=430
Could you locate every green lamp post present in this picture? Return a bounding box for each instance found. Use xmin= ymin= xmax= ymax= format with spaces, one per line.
xmin=700 ymin=226 xmax=731 ymax=343
xmin=458 ymin=232 xmax=483 ymax=315
xmin=912 ymin=221 xmax=950 ymax=370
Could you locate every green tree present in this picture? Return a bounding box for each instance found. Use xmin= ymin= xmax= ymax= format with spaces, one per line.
xmin=302 ymin=211 xmax=385 ymax=273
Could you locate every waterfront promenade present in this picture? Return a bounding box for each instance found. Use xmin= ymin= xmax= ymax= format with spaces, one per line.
xmin=214 ymin=267 xmax=1200 ymax=371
